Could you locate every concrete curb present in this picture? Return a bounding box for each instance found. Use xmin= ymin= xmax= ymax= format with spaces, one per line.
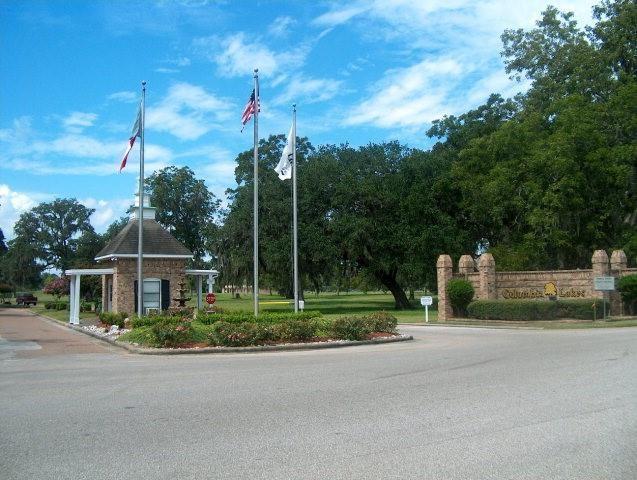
xmin=67 ymin=323 xmax=413 ymax=355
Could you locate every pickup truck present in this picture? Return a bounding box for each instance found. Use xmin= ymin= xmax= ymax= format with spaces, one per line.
xmin=16 ymin=292 xmax=38 ymax=306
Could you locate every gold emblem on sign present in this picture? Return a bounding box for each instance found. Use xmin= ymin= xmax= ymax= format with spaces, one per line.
xmin=544 ymin=282 xmax=558 ymax=297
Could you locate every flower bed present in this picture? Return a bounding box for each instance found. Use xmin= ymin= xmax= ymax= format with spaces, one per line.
xmin=117 ymin=310 xmax=399 ymax=349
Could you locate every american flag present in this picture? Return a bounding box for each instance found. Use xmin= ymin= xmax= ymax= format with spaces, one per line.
xmin=119 ymin=103 xmax=141 ymax=172
xmin=241 ymin=89 xmax=258 ymax=131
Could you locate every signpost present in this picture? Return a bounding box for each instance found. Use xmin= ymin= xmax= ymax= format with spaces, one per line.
xmin=594 ymin=276 xmax=615 ymax=319
xmin=205 ymin=292 xmax=216 ymax=305
xmin=420 ymin=296 xmax=433 ymax=323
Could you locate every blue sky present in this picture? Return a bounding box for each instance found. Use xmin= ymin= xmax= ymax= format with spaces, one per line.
xmin=0 ymin=0 xmax=597 ymax=238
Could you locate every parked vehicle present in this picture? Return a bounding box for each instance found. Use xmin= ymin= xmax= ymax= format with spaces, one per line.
xmin=15 ymin=292 xmax=37 ymax=306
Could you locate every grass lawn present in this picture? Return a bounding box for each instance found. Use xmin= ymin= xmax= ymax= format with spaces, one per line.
xmin=193 ymin=291 xmax=437 ymax=324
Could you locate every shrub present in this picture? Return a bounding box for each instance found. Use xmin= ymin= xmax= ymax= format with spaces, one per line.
xmin=0 ymin=283 xmax=13 ymax=302
xmin=363 ymin=311 xmax=397 ymax=333
xmin=80 ymin=301 xmax=92 ymax=313
xmin=330 ymin=316 xmax=372 ymax=341
xmin=44 ymin=302 xmax=55 ymax=310
xmin=151 ymin=318 xmax=196 ymax=348
xmin=208 ymin=321 xmax=271 ymax=347
xmin=55 ymin=302 xmax=69 ymax=310
xmin=198 ymin=310 xmax=322 ymax=326
xmin=467 ymin=299 xmax=610 ymax=321
xmin=43 ymin=277 xmax=70 ymax=300
xmin=99 ymin=312 xmax=128 ymax=328
xmin=618 ymin=275 xmax=637 ymax=314
xmin=270 ymin=320 xmax=319 ymax=342
xmin=446 ymin=279 xmax=474 ymax=316
xmin=130 ymin=314 xmax=171 ymax=329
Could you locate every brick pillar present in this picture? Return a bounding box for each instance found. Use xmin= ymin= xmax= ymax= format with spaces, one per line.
xmin=591 ymin=250 xmax=609 ymax=300
xmin=458 ymin=255 xmax=475 ymax=276
xmin=437 ymin=255 xmax=453 ymax=322
xmin=610 ymin=250 xmax=627 ymax=316
xmin=478 ymin=253 xmax=496 ymax=300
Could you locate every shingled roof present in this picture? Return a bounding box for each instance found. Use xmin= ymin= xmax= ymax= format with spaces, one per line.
xmin=95 ymin=219 xmax=193 ymax=260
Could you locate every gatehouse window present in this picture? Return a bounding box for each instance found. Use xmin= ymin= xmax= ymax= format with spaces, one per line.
xmin=143 ymin=278 xmax=161 ymax=313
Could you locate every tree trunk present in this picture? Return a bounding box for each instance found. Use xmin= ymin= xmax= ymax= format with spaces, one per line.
xmin=374 ymin=270 xmax=412 ymax=310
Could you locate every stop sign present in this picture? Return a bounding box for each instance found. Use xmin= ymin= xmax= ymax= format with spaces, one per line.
xmin=205 ymin=292 xmax=216 ymax=304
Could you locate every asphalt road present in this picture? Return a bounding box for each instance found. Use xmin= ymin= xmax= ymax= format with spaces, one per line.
xmin=1 ymin=309 xmax=636 ymax=479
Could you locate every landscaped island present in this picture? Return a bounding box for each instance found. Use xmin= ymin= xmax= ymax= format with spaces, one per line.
xmin=100 ymin=310 xmax=400 ymax=349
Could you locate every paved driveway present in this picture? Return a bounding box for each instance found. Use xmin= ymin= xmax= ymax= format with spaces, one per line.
xmin=1 ymin=309 xmax=636 ymax=479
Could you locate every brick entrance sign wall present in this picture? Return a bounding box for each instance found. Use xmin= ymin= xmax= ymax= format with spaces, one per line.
xmin=436 ymin=250 xmax=635 ymax=321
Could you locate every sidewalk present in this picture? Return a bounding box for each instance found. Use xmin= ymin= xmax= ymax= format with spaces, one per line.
xmin=0 ymin=308 xmax=111 ymax=358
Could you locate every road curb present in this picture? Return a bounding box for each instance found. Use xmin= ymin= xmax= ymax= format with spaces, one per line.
xmin=66 ymin=323 xmax=413 ymax=355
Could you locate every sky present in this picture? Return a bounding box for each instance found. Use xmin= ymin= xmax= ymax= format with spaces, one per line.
xmin=0 ymin=0 xmax=598 ymax=239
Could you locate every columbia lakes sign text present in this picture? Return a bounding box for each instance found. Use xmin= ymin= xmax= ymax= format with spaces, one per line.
xmin=501 ymin=282 xmax=586 ymax=300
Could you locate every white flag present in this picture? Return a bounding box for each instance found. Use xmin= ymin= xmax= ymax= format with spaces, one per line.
xmin=274 ymin=124 xmax=293 ymax=180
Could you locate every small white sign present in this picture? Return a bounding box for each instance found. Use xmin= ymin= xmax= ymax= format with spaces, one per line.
xmin=299 ymin=300 xmax=305 ymax=311
xmin=420 ymin=296 xmax=433 ymax=306
xmin=594 ymin=277 xmax=615 ymax=291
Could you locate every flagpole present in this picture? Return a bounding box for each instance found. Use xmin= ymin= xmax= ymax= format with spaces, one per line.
xmin=292 ymin=104 xmax=299 ymax=313
xmin=137 ymin=81 xmax=146 ymax=318
xmin=253 ymin=69 xmax=259 ymax=317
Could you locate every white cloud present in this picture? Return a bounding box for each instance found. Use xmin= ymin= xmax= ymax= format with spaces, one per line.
xmin=108 ymin=91 xmax=138 ymax=103
xmin=273 ymin=76 xmax=343 ymax=106
xmin=155 ymin=67 xmax=180 ymax=74
xmin=80 ymin=197 xmax=132 ymax=231
xmin=0 ymin=184 xmax=53 ymax=239
xmin=344 ymin=58 xmax=464 ymax=128
xmin=63 ymin=112 xmax=98 ymax=133
xmin=312 ymin=5 xmax=369 ymax=27
xmin=195 ymin=32 xmax=308 ymax=79
xmin=145 ymin=82 xmax=234 ymax=140
xmin=268 ymin=15 xmax=296 ymax=38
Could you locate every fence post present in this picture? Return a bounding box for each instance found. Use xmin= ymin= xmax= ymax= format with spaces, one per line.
xmin=610 ymin=250 xmax=627 ymax=316
xmin=437 ymin=255 xmax=453 ymax=322
xmin=478 ymin=253 xmax=496 ymax=300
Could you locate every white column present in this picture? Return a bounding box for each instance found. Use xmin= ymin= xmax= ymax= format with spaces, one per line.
xmin=72 ymin=275 xmax=81 ymax=325
xmin=197 ymin=276 xmax=202 ymax=310
xmin=69 ymin=276 xmax=76 ymax=324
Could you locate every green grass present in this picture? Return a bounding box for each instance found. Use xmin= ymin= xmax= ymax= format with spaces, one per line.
xmin=194 ymin=291 xmax=438 ymax=324
xmin=20 ymin=289 xmax=99 ymax=324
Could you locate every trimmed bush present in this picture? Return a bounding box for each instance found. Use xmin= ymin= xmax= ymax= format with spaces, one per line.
xmin=198 ymin=310 xmax=322 ymax=325
xmin=270 ymin=319 xmax=318 ymax=342
xmin=363 ymin=311 xmax=397 ymax=333
xmin=208 ymin=321 xmax=271 ymax=347
xmin=446 ymin=279 xmax=474 ymax=315
xmin=55 ymin=302 xmax=69 ymax=311
xmin=130 ymin=315 xmax=170 ymax=329
xmin=330 ymin=316 xmax=372 ymax=341
xmin=618 ymin=275 xmax=637 ymax=314
xmin=151 ymin=318 xmax=197 ymax=348
xmin=467 ymin=299 xmax=610 ymax=321
xmin=44 ymin=302 xmax=55 ymax=310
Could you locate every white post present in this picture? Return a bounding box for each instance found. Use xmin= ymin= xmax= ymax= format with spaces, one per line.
xmin=425 ymin=305 xmax=429 ymax=323
xmin=69 ymin=275 xmax=76 ymax=324
xmin=197 ymin=276 xmax=202 ymax=310
xmin=207 ymin=274 xmax=214 ymax=294
xmin=72 ymin=275 xmax=81 ymax=325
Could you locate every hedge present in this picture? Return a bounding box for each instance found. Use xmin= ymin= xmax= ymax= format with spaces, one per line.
xmin=446 ymin=279 xmax=474 ymax=315
xmin=466 ymin=299 xmax=610 ymax=321
xmin=99 ymin=311 xmax=128 ymax=328
xmin=197 ymin=310 xmax=323 ymax=325
xmin=118 ymin=311 xmax=399 ymax=348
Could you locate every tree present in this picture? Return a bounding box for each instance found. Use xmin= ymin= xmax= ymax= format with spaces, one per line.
xmin=43 ymin=276 xmax=69 ymax=300
xmin=146 ymin=166 xmax=220 ymax=262
xmin=13 ymin=198 xmax=95 ymax=271
xmin=0 ymin=227 xmax=7 ymax=255
xmin=0 ymin=239 xmax=44 ymax=289
xmin=102 ymin=216 xmax=129 ymax=244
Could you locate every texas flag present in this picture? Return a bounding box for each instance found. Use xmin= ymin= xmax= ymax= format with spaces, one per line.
xmin=119 ymin=104 xmax=141 ymax=172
